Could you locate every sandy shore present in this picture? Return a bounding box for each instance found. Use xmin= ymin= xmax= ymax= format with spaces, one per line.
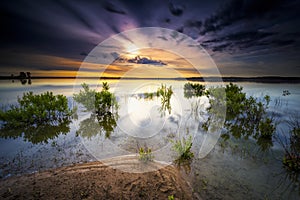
xmin=0 ymin=157 xmax=198 ymax=200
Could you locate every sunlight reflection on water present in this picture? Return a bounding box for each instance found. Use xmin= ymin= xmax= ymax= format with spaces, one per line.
xmin=0 ymin=79 xmax=300 ymax=199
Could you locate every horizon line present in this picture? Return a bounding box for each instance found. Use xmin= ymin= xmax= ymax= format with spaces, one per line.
xmin=1 ymin=75 xmax=300 ymax=83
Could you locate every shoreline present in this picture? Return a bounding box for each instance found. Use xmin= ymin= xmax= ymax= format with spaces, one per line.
xmin=0 ymin=159 xmax=198 ymax=200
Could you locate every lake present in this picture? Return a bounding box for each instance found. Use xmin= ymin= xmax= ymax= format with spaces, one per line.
xmin=0 ymin=78 xmax=299 ymax=199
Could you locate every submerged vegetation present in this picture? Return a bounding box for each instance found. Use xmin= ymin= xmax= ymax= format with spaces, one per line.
xmin=0 ymin=91 xmax=73 ymax=126
xmin=75 ymin=112 xmax=118 ymax=139
xmin=277 ymin=114 xmax=300 ymax=172
xmin=0 ymin=91 xmax=74 ymax=143
xmin=0 ymin=118 xmax=70 ymax=144
xmin=73 ymin=82 xmax=118 ymax=113
xmin=204 ymin=83 xmax=276 ymax=151
xmin=141 ymin=84 xmax=173 ymax=114
xmin=201 ymin=83 xmax=300 ymax=177
xmin=74 ymin=82 xmax=119 ymax=139
xmin=0 ymin=80 xmax=299 ymax=198
xmin=183 ymin=82 xmax=299 ymax=176
xmin=184 ymin=82 xmax=206 ymax=98
xmin=138 ymin=146 xmax=154 ymax=162
xmin=171 ymin=135 xmax=194 ymax=163
xmin=157 ymin=84 xmax=173 ymax=114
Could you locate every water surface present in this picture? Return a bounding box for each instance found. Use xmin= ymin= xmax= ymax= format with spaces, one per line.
xmin=0 ymin=79 xmax=299 ymax=199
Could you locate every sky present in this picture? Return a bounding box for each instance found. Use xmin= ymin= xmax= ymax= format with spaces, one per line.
xmin=0 ymin=0 xmax=300 ymax=77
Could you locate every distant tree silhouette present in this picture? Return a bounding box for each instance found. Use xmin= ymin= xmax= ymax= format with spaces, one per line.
xmin=19 ymin=72 xmax=27 ymax=85
xmin=19 ymin=72 xmax=26 ymax=78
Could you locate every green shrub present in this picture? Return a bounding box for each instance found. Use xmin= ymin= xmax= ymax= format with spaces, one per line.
xmin=204 ymin=83 xmax=275 ymax=151
xmin=0 ymin=91 xmax=72 ymax=127
xmin=283 ymin=154 xmax=300 ymax=172
xmin=0 ymin=91 xmax=73 ymax=143
xmin=73 ymin=83 xmax=97 ymax=111
xmin=74 ymin=82 xmax=119 ymax=138
xmin=143 ymin=92 xmax=155 ymax=100
xmin=171 ymin=135 xmax=194 ymax=162
xmin=138 ymin=147 xmax=154 ymax=162
xmin=258 ymin=118 xmax=275 ymax=138
xmin=184 ymin=82 xmax=206 ymax=98
xmin=139 ymin=84 xmax=173 ymax=114
xmin=157 ymin=84 xmax=173 ymax=114
xmin=277 ymin=116 xmax=300 ymax=172
xmin=73 ymin=82 xmax=118 ymax=114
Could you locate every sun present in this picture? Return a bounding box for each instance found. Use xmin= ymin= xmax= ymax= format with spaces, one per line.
xmin=126 ymin=44 xmax=140 ymax=57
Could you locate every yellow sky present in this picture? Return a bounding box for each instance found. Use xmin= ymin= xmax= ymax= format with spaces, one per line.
xmin=1 ymin=48 xmax=204 ymax=78
xmin=76 ymin=48 xmax=201 ymax=78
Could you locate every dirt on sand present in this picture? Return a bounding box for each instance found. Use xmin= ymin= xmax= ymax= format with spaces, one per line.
xmin=0 ymin=160 xmax=197 ymax=200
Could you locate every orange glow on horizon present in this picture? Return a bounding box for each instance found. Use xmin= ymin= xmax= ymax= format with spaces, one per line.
xmin=2 ymin=49 xmax=205 ymax=78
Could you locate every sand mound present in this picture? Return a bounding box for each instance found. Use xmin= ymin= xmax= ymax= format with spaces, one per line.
xmin=0 ymin=157 xmax=197 ymax=199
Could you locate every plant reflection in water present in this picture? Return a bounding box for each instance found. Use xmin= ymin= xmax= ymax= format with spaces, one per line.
xmin=0 ymin=91 xmax=74 ymax=144
xmin=140 ymin=84 xmax=173 ymax=116
xmin=74 ymin=82 xmax=119 ymax=139
xmin=183 ymin=82 xmax=300 ymax=194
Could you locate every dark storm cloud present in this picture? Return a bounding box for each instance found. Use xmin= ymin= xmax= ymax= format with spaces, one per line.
xmin=55 ymin=0 xmax=96 ymax=31
xmin=200 ymin=0 xmax=287 ymax=35
xmin=202 ymin=29 xmax=297 ymax=54
xmin=193 ymin=0 xmax=300 ymax=73
xmin=80 ymin=52 xmax=88 ymax=56
xmin=168 ymin=0 xmax=185 ymax=16
xmin=0 ymin=1 xmax=104 ymax=60
xmin=176 ymin=27 xmax=184 ymax=33
xmin=184 ymin=20 xmax=202 ymax=28
xmin=35 ymin=66 xmax=80 ymax=72
xmin=115 ymin=56 xmax=166 ymax=66
xmin=0 ymin=0 xmax=299 ymax=76
xmin=202 ymin=31 xmax=277 ymax=52
xmin=103 ymin=1 xmax=126 ymax=15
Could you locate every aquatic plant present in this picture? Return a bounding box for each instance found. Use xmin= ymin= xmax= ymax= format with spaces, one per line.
xmin=143 ymin=92 xmax=155 ymax=100
xmin=76 ymin=111 xmax=118 ymax=139
xmin=138 ymin=146 xmax=154 ymax=162
xmin=282 ymin=90 xmax=291 ymax=96
xmin=276 ymin=114 xmax=300 ymax=172
xmin=171 ymin=135 xmax=194 ymax=162
xmin=202 ymin=86 xmax=226 ymax=132
xmin=102 ymin=82 xmax=110 ymax=91
xmin=157 ymin=84 xmax=173 ymax=114
xmin=189 ymin=99 xmax=203 ymax=121
xmin=0 ymin=91 xmax=73 ymax=127
xmin=184 ymin=82 xmax=206 ymax=98
xmin=139 ymin=84 xmax=173 ymax=115
xmin=73 ymin=83 xmax=97 ymax=111
xmin=95 ymin=83 xmax=118 ymax=115
xmin=283 ymin=154 xmax=300 ymax=172
xmin=0 ymin=118 xmax=70 ymax=144
xmin=204 ymin=83 xmax=275 ymax=151
xmin=74 ymin=82 xmax=119 ymax=139
xmin=0 ymin=91 xmax=73 ymax=143
xmin=73 ymin=82 xmax=118 ymax=113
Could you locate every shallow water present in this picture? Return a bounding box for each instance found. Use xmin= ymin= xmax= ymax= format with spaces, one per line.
xmin=0 ymin=79 xmax=299 ymax=199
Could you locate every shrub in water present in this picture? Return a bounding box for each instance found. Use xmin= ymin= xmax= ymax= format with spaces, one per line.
xmin=204 ymin=83 xmax=275 ymax=151
xmin=171 ymin=135 xmax=194 ymax=162
xmin=138 ymin=147 xmax=154 ymax=162
xmin=0 ymin=91 xmax=72 ymax=127
xmin=184 ymin=82 xmax=206 ymax=98
xmin=0 ymin=91 xmax=73 ymax=143
xmin=73 ymin=82 xmax=118 ymax=114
